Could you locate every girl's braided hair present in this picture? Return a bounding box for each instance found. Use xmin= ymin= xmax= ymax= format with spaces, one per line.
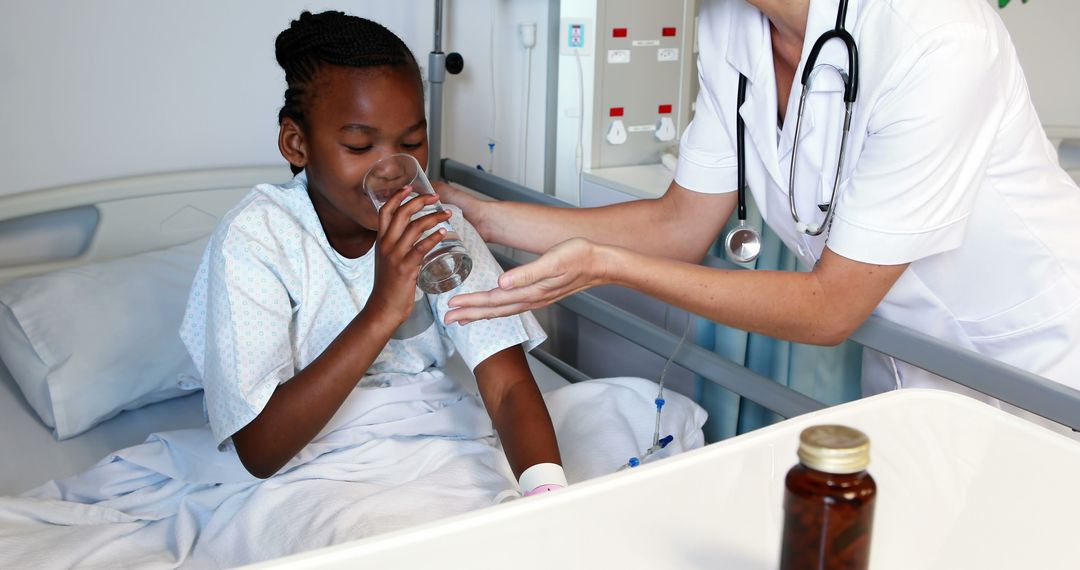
xmin=275 ymin=11 xmax=421 ymax=173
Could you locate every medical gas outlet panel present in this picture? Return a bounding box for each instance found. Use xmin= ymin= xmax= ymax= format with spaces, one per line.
xmin=591 ymin=0 xmax=697 ymax=169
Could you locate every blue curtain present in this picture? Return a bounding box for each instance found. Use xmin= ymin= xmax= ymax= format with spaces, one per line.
xmin=694 ymin=203 xmax=863 ymax=442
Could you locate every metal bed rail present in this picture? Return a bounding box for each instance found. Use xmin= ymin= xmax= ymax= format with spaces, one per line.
xmin=443 ymin=158 xmax=1080 ymax=431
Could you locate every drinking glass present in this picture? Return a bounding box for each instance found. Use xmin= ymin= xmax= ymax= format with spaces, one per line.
xmin=363 ymin=153 xmax=472 ymax=294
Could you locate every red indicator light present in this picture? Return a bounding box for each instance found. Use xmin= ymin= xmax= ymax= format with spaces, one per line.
xmin=662 ymin=27 xmax=677 ymax=37
xmin=658 ymin=104 xmax=673 ymax=114
xmin=612 ymin=28 xmax=628 ymax=38
xmin=609 ymin=107 xmax=625 ymax=117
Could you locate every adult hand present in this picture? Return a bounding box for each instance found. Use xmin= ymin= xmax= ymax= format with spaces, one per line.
xmin=432 ymin=180 xmax=494 ymax=241
xmin=370 ymin=188 xmax=450 ymax=325
xmin=445 ymin=238 xmax=609 ymax=325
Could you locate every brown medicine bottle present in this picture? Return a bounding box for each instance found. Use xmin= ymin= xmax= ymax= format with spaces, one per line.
xmin=779 ymin=425 xmax=876 ymax=570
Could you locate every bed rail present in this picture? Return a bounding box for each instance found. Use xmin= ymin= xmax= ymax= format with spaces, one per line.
xmin=443 ymin=158 xmax=1080 ymax=431
xmin=528 ymin=347 xmax=592 ymax=385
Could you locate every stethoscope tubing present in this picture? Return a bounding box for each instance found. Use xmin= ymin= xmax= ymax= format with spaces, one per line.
xmin=736 ymin=74 xmax=749 ymax=221
xmin=734 ymin=0 xmax=859 ymax=240
xmin=724 ymin=73 xmax=763 ymax=264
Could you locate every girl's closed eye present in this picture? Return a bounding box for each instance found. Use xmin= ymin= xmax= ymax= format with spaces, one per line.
xmin=401 ymin=141 xmax=424 ymax=150
xmin=343 ymin=144 xmax=373 ymax=153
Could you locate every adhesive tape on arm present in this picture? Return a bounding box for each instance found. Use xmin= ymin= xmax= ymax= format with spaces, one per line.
xmin=518 ymin=463 xmax=568 ymax=493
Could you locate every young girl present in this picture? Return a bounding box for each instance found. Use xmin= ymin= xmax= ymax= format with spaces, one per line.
xmin=179 ymin=10 xmax=566 ymax=494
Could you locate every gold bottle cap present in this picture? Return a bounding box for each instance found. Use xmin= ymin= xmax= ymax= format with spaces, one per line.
xmin=797 ymin=425 xmax=870 ymax=474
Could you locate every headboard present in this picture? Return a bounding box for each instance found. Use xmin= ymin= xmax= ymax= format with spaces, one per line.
xmin=0 ymin=166 xmax=293 ymax=284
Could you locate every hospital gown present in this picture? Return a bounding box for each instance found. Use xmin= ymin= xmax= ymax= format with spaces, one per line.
xmin=179 ymin=171 xmax=546 ymax=447
xmin=0 ymin=174 xmax=550 ymax=569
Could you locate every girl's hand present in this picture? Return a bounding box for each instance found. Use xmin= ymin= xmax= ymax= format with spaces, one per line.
xmin=445 ymin=238 xmax=607 ymax=325
xmin=432 ymin=180 xmax=494 ymax=241
xmin=369 ymin=188 xmax=451 ymax=325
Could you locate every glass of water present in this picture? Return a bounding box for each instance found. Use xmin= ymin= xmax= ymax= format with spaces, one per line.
xmin=363 ymin=153 xmax=472 ymax=294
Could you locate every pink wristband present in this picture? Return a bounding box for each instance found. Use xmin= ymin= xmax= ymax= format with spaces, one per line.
xmin=524 ymin=483 xmax=564 ymax=497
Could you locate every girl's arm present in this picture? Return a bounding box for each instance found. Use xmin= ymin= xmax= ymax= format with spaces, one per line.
xmin=232 ymin=192 xmax=449 ymax=478
xmin=472 ymin=345 xmax=561 ymax=482
xmin=232 ymin=305 xmax=400 ymax=478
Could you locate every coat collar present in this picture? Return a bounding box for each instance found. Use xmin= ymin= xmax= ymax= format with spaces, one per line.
xmin=724 ymin=1 xmax=782 ymax=189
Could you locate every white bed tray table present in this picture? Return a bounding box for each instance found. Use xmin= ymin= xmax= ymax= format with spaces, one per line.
xmin=251 ymin=389 xmax=1080 ymax=570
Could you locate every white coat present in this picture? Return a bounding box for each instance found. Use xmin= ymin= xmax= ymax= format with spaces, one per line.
xmin=675 ymin=0 xmax=1080 ymax=420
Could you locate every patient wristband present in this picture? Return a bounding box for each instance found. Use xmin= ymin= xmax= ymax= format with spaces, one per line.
xmin=524 ymin=484 xmax=563 ymax=496
xmin=519 ymin=463 xmax=567 ymax=496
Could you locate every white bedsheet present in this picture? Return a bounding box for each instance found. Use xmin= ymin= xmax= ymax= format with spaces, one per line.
xmin=0 ymin=360 xmax=707 ymax=569
xmin=0 ymin=354 xmax=567 ymax=496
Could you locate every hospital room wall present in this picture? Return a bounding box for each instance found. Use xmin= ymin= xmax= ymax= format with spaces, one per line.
xmin=1 ymin=1 xmax=1076 ymax=197
xmin=0 ymin=1 xmax=553 ymax=198
xmin=0 ymin=1 xmax=426 ymax=196
xmin=442 ymin=0 xmax=553 ymax=191
xmin=994 ymin=0 xmax=1080 ymax=167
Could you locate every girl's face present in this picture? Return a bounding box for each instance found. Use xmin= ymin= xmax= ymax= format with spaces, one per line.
xmin=281 ymin=64 xmax=427 ymax=247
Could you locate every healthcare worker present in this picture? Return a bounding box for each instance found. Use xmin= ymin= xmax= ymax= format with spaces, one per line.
xmin=440 ymin=0 xmax=1080 ymax=428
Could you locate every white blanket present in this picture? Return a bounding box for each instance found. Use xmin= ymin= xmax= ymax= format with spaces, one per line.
xmin=0 ymin=375 xmax=706 ymax=569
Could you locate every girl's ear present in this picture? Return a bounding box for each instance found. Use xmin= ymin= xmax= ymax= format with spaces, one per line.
xmin=278 ymin=118 xmax=308 ymax=172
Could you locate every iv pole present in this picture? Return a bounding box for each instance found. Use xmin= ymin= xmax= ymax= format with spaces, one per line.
xmin=427 ymin=0 xmax=463 ymax=181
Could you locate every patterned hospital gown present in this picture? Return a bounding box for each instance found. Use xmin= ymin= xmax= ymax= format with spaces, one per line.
xmin=180 ymin=172 xmax=546 ymax=447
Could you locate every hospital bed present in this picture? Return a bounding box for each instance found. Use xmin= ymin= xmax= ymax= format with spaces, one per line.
xmin=0 ymin=165 xmax=713 ymax=570
xmin=1 ymin=160 xmax=1077 ymax=567
xmin=0 ymin=166 xmax=597 ymax=497
xmin=0 ymin=154 xmax=1075 ymax=565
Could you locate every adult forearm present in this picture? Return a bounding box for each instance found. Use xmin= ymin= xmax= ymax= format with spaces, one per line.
xmin=482 ymin=197 xmax=695 ymax=261
xmin=233 ymin=306 xmax=398 ymax=478
xmin=602 ymin=246 xmax=854 ymax=345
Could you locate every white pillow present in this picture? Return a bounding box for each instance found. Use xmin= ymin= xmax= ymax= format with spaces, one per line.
xmin=0 ymin=238 xmax=207 ymax=439
xmin=541 ymin=377 xmax=708 ymax=483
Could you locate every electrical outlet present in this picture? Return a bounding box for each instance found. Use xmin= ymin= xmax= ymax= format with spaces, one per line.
xmin=607 ymin=49 xmax=631 ymax=64
xmin=658 ymin=48 xmax=679 ymax=62
xmin=560 ymin=18 xmax=593 ymax=56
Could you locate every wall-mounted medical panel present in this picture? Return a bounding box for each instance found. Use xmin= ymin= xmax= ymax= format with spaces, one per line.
xmin=591 ymin=0 xmax=696 ymax=169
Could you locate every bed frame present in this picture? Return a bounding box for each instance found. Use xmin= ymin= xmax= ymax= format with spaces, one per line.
xmin=0 ymin=167 xmax=292 ymax=284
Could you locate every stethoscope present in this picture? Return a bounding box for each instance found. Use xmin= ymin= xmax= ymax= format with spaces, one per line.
xmin=724 ymin=0 xmax=860 ymax=264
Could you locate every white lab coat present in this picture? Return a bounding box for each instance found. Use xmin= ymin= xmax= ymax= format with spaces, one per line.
xmin=676 ymin=0 xmax=1080 ymax=421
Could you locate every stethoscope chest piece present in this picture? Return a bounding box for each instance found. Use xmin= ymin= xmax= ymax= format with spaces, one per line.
xmin=725 ymin=220 xmax=761 ymax=264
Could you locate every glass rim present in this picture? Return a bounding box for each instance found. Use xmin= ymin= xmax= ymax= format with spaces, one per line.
xmin=362 ymin=153 xmax=426 ymax=197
